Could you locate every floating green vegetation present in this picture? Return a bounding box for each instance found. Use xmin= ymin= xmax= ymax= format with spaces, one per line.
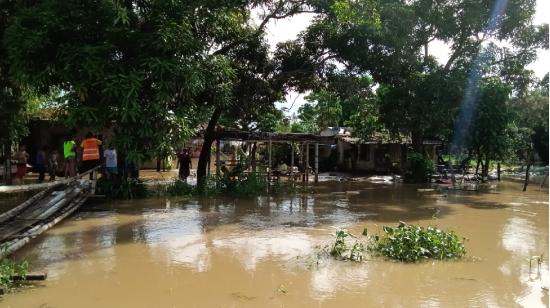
xmin=96 ymin=177 xmax=148 ymax=199
xmin=370 ymin=222 xmax=466 ymax=262
xmin=318 ymin=230 xmax=366 ymax=262
xmin=317 ymin=223 xmax=466 ymax=264
xmin=0 ymin=257 xmax=29 ymax=292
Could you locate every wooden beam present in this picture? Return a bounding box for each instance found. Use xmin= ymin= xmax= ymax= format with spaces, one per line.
xmin=315 ymin=142 xmax=319 ymax=183
xmin=290 ymin=142 xmax=294 ymax=185
xmin=305 ymin=143 xmax=310 ymax=183
xmin=268 ymin=138 xmax=272 ymax=185
xmin=216 ymin=139 xmax=221 ymax=177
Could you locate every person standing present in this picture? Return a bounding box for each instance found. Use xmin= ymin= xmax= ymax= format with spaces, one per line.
xmin=48 ymin=150 xmax=59 ymax=181
xmin=13 ymin=145 xmax=29 ymax=185
xmin=35 ymin=146 xmax=47 ymax=183
xmin=81 ymin=132 xmax=102 ymax=178
xmin=177 ymin=149 xmax=191 ymax=182
xmin=63 ymin=134 xmax=77 ymax=178
xmin=103 ymin=144 xmax=118 ymax=179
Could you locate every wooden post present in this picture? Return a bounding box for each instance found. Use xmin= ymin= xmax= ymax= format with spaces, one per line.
xmin=497 ymin=162 xmax=501 ymax=181
xmin=268 ymin=137 xmax=272 ymax=185
xmin=290 ymin=142 xmax=294 ymax=184
xmin=315 ymin=142 xmax=319 ymax=183
xmin=299 ymin=143 xmax=306 ymax=182
xmin=305 ymin=143 xmax=309 ymax=183
xmin=216 ymin=139 xmax=220 ymax=177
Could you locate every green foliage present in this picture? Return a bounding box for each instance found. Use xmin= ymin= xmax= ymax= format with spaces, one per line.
xmin=468 ymin=78 xmax=513 ymax=162
xmin=166 ymin=180 xmax=194 ymax=197
xmin=4 ymin=0 xmax=247 ymax=164
xmin=96 ymin=178 xmax=148 ymax=199
xmin=0 ymin=257 xmax=29 ymax=291
xmin=405 ymin=152 xmax=435 ymax=183
xmin=320 ymin=230 xmax=365 ymax=262
xmin=168 ymin=171 xmax=300 ymax=199
xmin=371 ymin=222 xmax=466 ymax=262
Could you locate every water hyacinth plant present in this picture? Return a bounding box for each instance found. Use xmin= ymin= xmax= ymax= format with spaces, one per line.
xmin=370 ymin=222 xmax=466 ymax=262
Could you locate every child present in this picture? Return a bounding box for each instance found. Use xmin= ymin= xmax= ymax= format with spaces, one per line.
xmin=35 ymin=146 xmax=48 ymax=183
xmin=103 ymin=144 xmax=118 ymax=179
xmin=13 ymin=145 xmax=29 ymax=185
xmin=48 ymin=150 xmax=59 ymax=181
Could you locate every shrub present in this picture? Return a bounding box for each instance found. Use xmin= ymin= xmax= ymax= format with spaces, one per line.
xmin=370 ymin=222 xmax=466 ymax=262
xmin=405 ymin=152 xmax=435 ymax=183
xmin=166 ymin=180 xmax=194 ymax=196
xmin=96 ymin=177 xmax=148 ymax=199
xmin=0 ymin=257 xmax=29 ymax=291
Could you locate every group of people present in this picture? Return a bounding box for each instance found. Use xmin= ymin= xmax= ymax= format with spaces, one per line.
xmin=10 ymin=132 xmax=193 ymax=185
xmin=11 ymin=132 xmax=118 ymax=184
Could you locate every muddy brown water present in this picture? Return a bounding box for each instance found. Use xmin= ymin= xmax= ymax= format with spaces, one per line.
xmin=1 ymin=181 xmax=548 ymax=307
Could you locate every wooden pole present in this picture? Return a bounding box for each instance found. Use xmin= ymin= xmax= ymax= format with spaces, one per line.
xmin=497 ymin=162 xmax=501 ymax=181
xmin=216 ymin=139 xmax=220 ymax=177
xmin=268 ymin=137 xmax=272 ymax=185
xmin=315 ymin=142 xmax=319 ymax=183
xmin=305 ymin=143 xmax=310 ymax=183
xmin=290 ymin=142 xmax=294 ymax=184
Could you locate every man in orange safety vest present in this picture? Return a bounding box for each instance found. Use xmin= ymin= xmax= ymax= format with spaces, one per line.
xmin=81 ymin=132 xmax=102 ymax=178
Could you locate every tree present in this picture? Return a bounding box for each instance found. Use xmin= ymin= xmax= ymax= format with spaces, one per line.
xmin=5 ymin=0 xmax=243 ymax=167
xmin=290 ymin=0 xmax=546 ymax=152
xmin=507 ymin=75 xmax=549 ymax=190
xmin=1 ymin=0 xmax=28 ymax=184
xmin=467 ymin=78 xmax=512 ymax=178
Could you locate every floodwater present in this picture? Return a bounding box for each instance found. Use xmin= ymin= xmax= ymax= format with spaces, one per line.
xmin=2 ymin=180 xmax=548 ymax=307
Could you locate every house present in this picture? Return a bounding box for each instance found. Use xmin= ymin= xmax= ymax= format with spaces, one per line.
xmin=318 ymin=127 xmax=441 ymax=173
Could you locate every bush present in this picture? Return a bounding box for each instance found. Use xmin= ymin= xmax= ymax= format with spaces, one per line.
xmin=370 ymin=222 xmax=466 ymax=262
xmin=166 ymin=180 xmax=194 ymax=196
xmin=405 ymin=152 xmax=435 ymax=183
xmin=96 ymin=177 xmax=148 ymax=199
xmin=0 ymin=257 xmax=29 ymax=291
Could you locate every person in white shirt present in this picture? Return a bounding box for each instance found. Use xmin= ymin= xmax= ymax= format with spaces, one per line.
xmin=104 ymin=144 xmax=118 ymax=179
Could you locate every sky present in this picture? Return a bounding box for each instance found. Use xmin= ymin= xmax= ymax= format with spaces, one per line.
xmin=262 ymin=0 xmax=549 ymax=117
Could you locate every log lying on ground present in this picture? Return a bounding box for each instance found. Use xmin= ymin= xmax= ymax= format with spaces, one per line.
xmin=10 ymin=272 xmax=47 ymax=281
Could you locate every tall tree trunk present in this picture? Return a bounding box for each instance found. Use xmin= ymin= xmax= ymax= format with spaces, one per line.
xmin=197 ymin=107 xmax=223 ymax=185
xmin=475 ymin=158 xmax=481 ymax=174
xmin=3 ymin=140 xmax=12 ymax=185
xmin=482 ymin=157 xmax=490 ymax=180
xmin=156 ymin=157 xmax=161 ymax=172
xmin=497 ymin=162 xmax=501 ymax=181
xmin=523 ymin=149 xmax=534 ymax=191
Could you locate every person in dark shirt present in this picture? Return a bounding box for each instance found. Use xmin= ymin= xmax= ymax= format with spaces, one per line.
xmin=177 ymin=149 xmax=192 ymax=182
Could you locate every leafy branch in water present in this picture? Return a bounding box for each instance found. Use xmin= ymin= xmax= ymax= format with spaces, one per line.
xmin=318 ymin=230 xmax=366 ymax=262
xmin=370 ymin=222 xmax=466 ymax=262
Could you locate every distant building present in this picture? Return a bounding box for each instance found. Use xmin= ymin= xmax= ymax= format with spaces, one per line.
xmin=319 ymin=127 xmax=441 ymax=173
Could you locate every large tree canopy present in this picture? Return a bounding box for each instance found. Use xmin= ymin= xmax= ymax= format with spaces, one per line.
xmin=288 ymin=0 xmax=547 ymax=151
